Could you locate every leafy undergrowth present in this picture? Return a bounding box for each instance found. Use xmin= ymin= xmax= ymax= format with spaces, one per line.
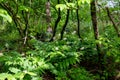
xmin=0 ymin=34 xmax=120 ymax=80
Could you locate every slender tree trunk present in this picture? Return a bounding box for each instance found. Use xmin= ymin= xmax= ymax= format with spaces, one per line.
xmin=60 ymin=0 xmax=70 ymax=40
xmin=50 ymin=0 xmax=61 ymax=41
xmin=46 ymin=0 xmax=51 ymax=28
xmin=90 ymin=0 xmax=103 ymax=79
xmin=76 ymin=0 xmax=81 ymax=38
xmin=106 ymin=7 xmax=120 ymax=37
xmin=22 ymin=1 xmax=29 ymax=45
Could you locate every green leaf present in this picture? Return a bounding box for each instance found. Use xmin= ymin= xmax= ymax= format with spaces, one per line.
xmin=0 ymin=0 xmax=4 ymax=2
xmin=0 ymin=9 xmax=12 ymax=23
xmin=23 ymin=70 xmax=37 ymax=76
xmin=0 ymin=73 xmax=7 ymax=80
xmin=32 ymin=77 xmax=42 ymax=80
xmin=0 ymin=73 xmax=16 ymax=80
xmin=56 ymin=4 xmax=67 ymax=11
xmin=19 ymin=6 xmax=29 ymax=12
xmin=19 ymin=5 xmax=33 ymax=12
xmin=9 ymin=67 xmax=21 ymax=73
xmin=66 ymin=3 xmax=75 ymax=9
xmin=0 ymin=55 xmax=10 ymax=62
xmin=78 ymin=0 xmax=90 ymax=6
xmin=26 ymin=71 xmax=37 ymax=76
xmin=14 ymin=72 xmax=25 ymax=79
xmin=0 ymin=0 xmax=7 ymax=2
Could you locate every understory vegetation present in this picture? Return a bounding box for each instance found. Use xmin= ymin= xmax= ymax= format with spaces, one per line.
xmin=0 ymin=0 xmax=120 ymax=80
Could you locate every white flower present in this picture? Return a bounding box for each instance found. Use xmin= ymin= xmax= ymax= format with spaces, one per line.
xmin=55 ymin=47 xmax=59 ymax=50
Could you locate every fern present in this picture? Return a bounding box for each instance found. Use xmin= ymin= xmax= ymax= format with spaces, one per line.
xmin=46 ymin=51 xmax=80 ymax=71
xmin=57 ymin=56 xmax=79 ymax=70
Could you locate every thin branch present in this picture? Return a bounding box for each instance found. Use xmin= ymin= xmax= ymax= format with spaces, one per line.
xmin=106 ymin=7 xmax=120 ymax=37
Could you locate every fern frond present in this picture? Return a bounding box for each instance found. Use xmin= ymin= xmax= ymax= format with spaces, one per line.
xmin=57 ymin=55 xmax=79 ymax=70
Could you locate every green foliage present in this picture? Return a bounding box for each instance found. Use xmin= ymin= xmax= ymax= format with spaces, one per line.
xmin=78 ymin=0 xmax=90 ymax=5
xmin=0 ymin=0 xmax=120 ymax=80
xmin=0 ymin=38 xmax=82 ymax=79
xmin=68 ymin=67 xmax=94 ymax=80
xmin=19 ymin=5 xmax=33 ymax=12
xmin=0 ymin=51 xmax=48 ymax=79
xmin=0 ymin=9 xmax=12 ymax=23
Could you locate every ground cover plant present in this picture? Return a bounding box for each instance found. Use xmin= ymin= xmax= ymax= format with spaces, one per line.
xmin=0 ymin=0 xmax=120 ymax=80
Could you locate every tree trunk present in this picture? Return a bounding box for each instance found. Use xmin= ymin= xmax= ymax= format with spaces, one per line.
xmin=106 ymin=7 xmax=120 ymax=37
xmin=76 ymin=0 xmax=81 ymax=38
xmin=46 ymin=0 xmax=51 ymax=28
xmin=90 ymin=0 xmax=103 ymax=79
xmin=60 ymin=0 xmax=70 ymax=40
xmin=50 ymin=0 xmax=61 ymax=41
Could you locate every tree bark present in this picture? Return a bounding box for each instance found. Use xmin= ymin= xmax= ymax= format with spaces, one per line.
xmin=60 ymin=0 xmax=70 ymax=40
xmin=46 ymin=0 xmax=51 ymax=27
xmin=50 ymin=0 xmax=61 ymax=41
xmin=90 ymin=0 xmax=103 ymax=79
xmin=76 ymin=0 xmax=81 ymax=38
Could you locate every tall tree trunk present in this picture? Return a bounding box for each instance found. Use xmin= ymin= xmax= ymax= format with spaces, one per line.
xmin=106 ymin=7 xmax=120 ymax=37
xmin=50 ymin=0 xmax=61 ymax=41
xmin=90 ymin=0 xmax=103 ymax=79
xmin=76 ymin=0 xmax=81 ymax=38
xmin=60 ymin=0 xmax=70 ymax=40
xmin=46 ymin=0 xmax=51 ymax=28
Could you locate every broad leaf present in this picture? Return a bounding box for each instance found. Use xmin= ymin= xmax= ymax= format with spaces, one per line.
xmin=9 ymin=67 xmax=21 ymax=74
xmin=0 ymin=73 xmax=16 ymax=80
xmin=56 ymin=4 xmax=67 ymax=11
xmin=0 ymin=9 xmax=12 ymax=23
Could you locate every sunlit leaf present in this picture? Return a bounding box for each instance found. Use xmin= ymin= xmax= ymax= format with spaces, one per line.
xmin=56 ymin=4 xmax=67 ymax=11
xmin=66 ymin=3 xmax=75 ymax=8
xmin=19 ymin=5 xmax=33 ymax=12
xmin=0 ymin=73 xmax=16 ymax=80
xmin=0 ymin=9 xmax=12 ymax=23
xmin=14 ymin=72 xmax=25 ymax=79
xmin=23 ymin=70 xmax=37 ymax=76
xmin=32 ymin=77 xmax=42 ymax=80
xmin=9 ymin=67 xmax=21 ymax=73
xmin=26 ymin=71 xmax=37 ymax=76
xmin=78 ymin=0 xmax=90 ymax=6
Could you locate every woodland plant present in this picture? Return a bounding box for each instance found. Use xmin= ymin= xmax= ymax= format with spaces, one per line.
xmin=0 ymin=0 xmax=120 ymax=80
xmin=0 ymin=39 xmax=94 ymax=80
